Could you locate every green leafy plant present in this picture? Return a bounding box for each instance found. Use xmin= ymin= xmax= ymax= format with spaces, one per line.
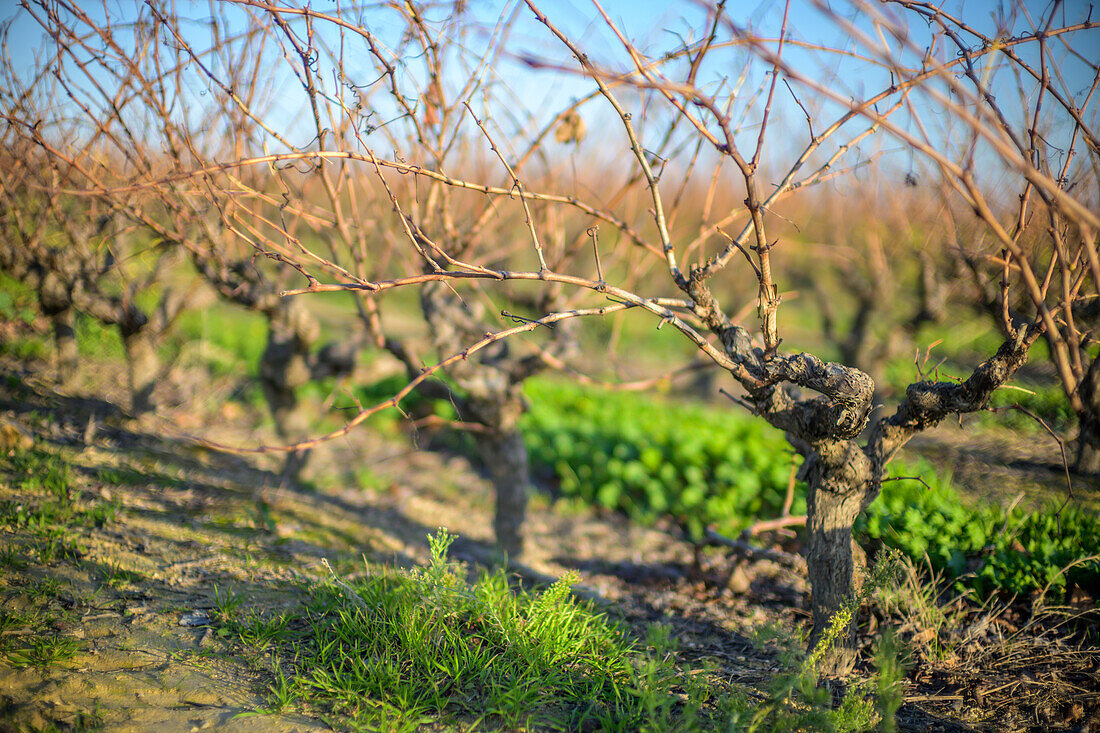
xmin=860 ymin=462 xmax=1100 ymax=599
xmin=522 ymin=379 xmax=801 ymax=540
xmin=516 ymin=378 xmax=1097 ymax=600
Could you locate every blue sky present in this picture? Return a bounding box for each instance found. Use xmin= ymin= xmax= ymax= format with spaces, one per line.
xmin=5 ymin=0 xmax=1097 ymax=188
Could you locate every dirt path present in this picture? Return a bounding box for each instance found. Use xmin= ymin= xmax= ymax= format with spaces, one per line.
xmin=0 ymin=374 xmax=376 ymax=730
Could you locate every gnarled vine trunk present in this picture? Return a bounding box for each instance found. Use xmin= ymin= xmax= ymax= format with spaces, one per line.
xmin=466 ymin=394 xmax=529 ymax=557
xmin=701 ymin=302 xmax=1041 ymax=676
xmin=50 ymin=310 xmax=78 ymax=384
xmin=37 ymin=272 xmax=78 ymax=384
xmin=1074 ymin=360 xmax=1100 ymax=474
xmin=121 ymin=328 xmax=160 ymax=415
xmin=259 ymin=301 xmax=319 ymax=482
xmin=419 ymin=282 xmax=539 ymax=556
xmin=480 ymin=427 xmax=529 ymax=557
xmin=802 ymin=441 xmax=873 ymax=672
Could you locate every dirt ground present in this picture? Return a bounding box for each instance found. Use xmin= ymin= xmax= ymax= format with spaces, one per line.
xmin=0 ymin=356 xmax=1097 ymax=732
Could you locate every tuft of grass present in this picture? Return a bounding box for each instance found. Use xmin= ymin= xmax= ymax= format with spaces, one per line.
xmin=232 ymin=530 xmax=722 ymax=730
xmin=212 ymin=583 xmax=245 ymax=622
xmin=873 ymin=555 xmax=972 ymax=662
xmin=227 ymin=531 xmax=906 ymax=731
xmin=733 ymin=549 xmax=907 ymax=733
xmin=20 ymin=576 xmax=66 ymax=603
xmin=872 ymin=631 xmax=905 ymax=733
xmin=5 ymin=634 xmax=82 ymax=669
xmin=98 ymin=561 xmax=143 ymax=590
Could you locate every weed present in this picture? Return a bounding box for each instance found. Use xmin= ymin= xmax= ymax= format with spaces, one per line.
xmin=263 ymin=662 xmax=296 ymax=714
xmin=0 ymin=609 xmax=42 ymax=647
xmin=22 ymin=576 xmax=66 ymax=602
xmin=173 ymin=302 xmax=268 ymax=377
xmin=212 ymin=583 xmax=244 ymax=621
xmin=230 ymin=529 xmax=724 ymax=730
xmin=873 ymin=555 xmax=971 ymax=662
xmin=235 ymin=610 xmax=290 ymax=651
xmin=99 ymin=561 xmax=143 ymax=590
xmin=5 ymin=634 xmax=82 ymax=669
xmin=873 ymin=631 xmax=905 ymax=733
xmin=732 ymin=549 xmax=906 ymax=733
xmin=353 ymin=467 xmax=389 ymax=493
xmin=0 ymin=544 xmax=28 ymax=569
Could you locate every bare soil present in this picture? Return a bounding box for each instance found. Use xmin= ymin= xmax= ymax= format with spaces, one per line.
xmin=0 ymin=356 xmax=1097 ymax=732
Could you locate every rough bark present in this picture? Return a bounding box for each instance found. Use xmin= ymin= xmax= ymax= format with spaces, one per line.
xmin=259 ymin=301 xmax=319 ymax=481
xmin=50 ymin=309 xmax=78 ymax=384
xmin=121 ymin=329 xmax=160 ymax=415
xmin=479 ymin=425 xmax=529 ymax=557
xmin=1074 ymin=360 xmax=1100 ymax=474
xmin=419 ymin=282 xmax=541 ymax=555
xmin=802 ymin=440 xmax=873 ymax=674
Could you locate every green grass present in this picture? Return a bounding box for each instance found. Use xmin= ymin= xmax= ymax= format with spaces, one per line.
xmin=228 ymin=530 xmax=722 ymax=730
xmin=226 ymin=530 xmax=903 ymax=732
xmin=986 ymin=379 xmax=1075 ymax=433
xmin=75 ymin=312 xmax=125 ymax=360
xmin=4 ymin=634 xmax=82 ymax=669
xmin=173 ymin=305 xmax=268 ymax=377
xmin=0 ymin=273 xmax=38 ymax=326
xmin=0 ymin=272 xmax=50 ymax=360
xmin=0 ymin=447 xmax=118 ymax=563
